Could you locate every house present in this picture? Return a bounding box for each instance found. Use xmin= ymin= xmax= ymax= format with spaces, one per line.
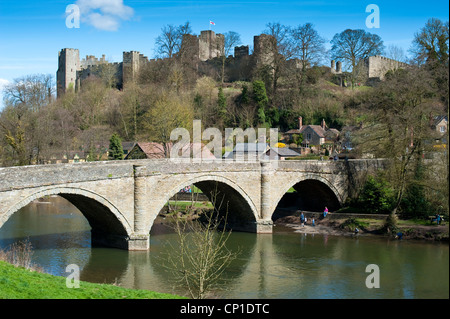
xmin=223 ymin=143 xmax=269 ymax=161
xmin=264 ymin=147 xmax=300 ymax=160
xmin=121 ymin=142 xmax=136 ymax=157
xmin=45 ymin=151 xmax=87 ymax=164
xmin=433 ymin=115 xmax=448 ymax=135
xmin=125 ymin=142 xmax=216 ymax=160
xmin=285 ymin=117 xmax=340 ymax=148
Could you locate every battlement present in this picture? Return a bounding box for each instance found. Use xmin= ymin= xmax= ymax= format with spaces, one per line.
xmin=80 ymin=54 xmax=107 ymax=68
xmin=364 ymin=55 xmax=408 ymax=80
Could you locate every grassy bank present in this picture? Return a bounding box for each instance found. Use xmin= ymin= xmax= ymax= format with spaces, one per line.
xmin=0 ymin=261 xmax=185 ymax=299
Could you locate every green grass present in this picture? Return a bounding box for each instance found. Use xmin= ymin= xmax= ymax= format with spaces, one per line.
xmin=166 ymin=201 xmax=214 ymax=210
xmin=0 ymin=261 xmax=185 ymax=299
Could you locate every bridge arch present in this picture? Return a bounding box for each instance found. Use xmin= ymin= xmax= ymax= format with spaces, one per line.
xmin=1 ymin=187 xmax=133 ymax=249
xmin=150 ymin=174 xmax=259 ymax=233
xmin=271 ymin=174 xmax=342 ymax=219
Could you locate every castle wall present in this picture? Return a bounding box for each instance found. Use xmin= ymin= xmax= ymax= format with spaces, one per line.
xmin=123 ymin=51 xmax=149 ymax=84
xmin=77 ymin=62 xmax=123 ymax=89
xmin=365 ymin=55 xmax=407 ymax=80
xmin=235 ymin=45 xmax=249 ymax=59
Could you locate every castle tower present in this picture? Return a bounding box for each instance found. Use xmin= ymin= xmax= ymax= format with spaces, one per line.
xmin=122 ymin=51 xmax=141 ymax=84
xmin=198 ymin=30 xmax=224 ymax=61
xmin=253 ymin=34 xmax=277 ymax=71
xmin=57 ymin=48 xmax=80 ymax=98
xmin=336 ymin=61 xmax=342 ymax=74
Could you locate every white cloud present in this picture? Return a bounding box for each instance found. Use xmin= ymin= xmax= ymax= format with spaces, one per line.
xmin=75 ymin=0 xmax=134 ymax=31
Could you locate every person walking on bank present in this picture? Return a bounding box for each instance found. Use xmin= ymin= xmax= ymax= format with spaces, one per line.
xmin=300 ymin=212 xmax=305 ymax=227
xmin=323 ymin=207 xmax=328 ymax=218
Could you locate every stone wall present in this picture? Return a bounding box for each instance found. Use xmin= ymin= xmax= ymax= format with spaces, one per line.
xmin=365 ymin=55 xmax=408 ymax=80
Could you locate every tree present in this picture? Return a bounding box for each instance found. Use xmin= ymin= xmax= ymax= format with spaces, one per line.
xmin=386 ymin=44 xmax=408 ymax=63
xmin=411 ymin=18 xmax=449 ymax=65
xmin=410 ymin=18 xmax=449 ymax=107
xmin=0 ymin=74 xmax=55 ymax=165
xmin=330 ymin=29 xmax=384 ymax=87
xmin=252 ymin=80 xmax=269 ymax=125
xmin=144 ymin=93 xmax=194 ymax=158
xmin=108 ymin=133 xmax=124 ymax=160
xmin=155 ymin=21 xmax=192 ymax=58
xmin=354 ymin=67 xmax=439 ymax=215
xmin=290 ymin=23 xmax=326 ymax=93
xmin=220 ymin=31 xmax=241 ymax=84
xmin=3 ymin=74 xmax=54 ymax=112
xmin=263 ymin=22 xmax=294 ymax=96
xmin=163 ymin=186 xmax=239 ymax=299
xmin=358 ymin=175 xmax=394 ymax=214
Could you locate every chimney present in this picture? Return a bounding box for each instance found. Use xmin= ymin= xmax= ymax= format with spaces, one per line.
xmin=298 ymin=116 xmax=303 ymax=130
xmin=321 ymin=119 xmax=326 ymax=129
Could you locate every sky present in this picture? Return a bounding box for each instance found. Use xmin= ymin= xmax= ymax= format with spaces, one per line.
xmin=0 ymin=0 xmax=449 ymax=109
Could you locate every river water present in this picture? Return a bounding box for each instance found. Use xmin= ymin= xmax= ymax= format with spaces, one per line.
xmin=0 ymin=196 xmax=448 ymax=299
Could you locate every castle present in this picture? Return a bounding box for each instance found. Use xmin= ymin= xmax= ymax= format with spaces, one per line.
xmin=57 ymin=30 xmax=407 ymax=97
xmin=57 ymin=30 xmax=282 ymax=97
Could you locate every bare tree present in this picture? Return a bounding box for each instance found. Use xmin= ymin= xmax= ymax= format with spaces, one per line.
xmin=410 ymin=18 xmax=449 ymax=65
xmin=291 ymin=23 xmax=326 ymax=93
xmin=330 ymin=29 xmax=384 ymax=88
xmin=386 ymin=44 xmax=408 ymax=63
xmin=155 ymin=21 xmax=193 ymax=58
xmin=3 ymin=74 xmax=54 ymax=112
xmin=220 ymin=31 xmax=241 ymax=84
xmin=262 ymin=22 xmax=294 ymax=97
xmin=163 ymin=186 xmax=239 ymax=299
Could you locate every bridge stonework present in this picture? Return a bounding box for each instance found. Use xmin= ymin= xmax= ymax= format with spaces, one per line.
xmin=0 ymin=159 xmax=385 ymax=250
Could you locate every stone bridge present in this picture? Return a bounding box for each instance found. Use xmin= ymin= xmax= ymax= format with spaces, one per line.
xmin=0 ymin=159 xmax=385 ymax=250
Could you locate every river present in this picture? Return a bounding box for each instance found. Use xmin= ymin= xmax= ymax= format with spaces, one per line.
xmin=0 ymin=196 xmax=448 ymax=299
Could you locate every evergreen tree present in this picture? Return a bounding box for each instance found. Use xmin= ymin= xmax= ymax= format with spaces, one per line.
xmin=252 ymin=80 xmax=269 ymax=110
xmin=252 ymin=81 xmax=269 ymax=125
xmin=108 ymin=133 xmax=124 ymax=160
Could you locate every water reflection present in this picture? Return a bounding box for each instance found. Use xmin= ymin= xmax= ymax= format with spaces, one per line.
xmin=0 ymin=196 xmax=448 ymax=299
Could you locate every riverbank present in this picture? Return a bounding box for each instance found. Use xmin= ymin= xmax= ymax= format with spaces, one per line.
xmin=0 ymin=261 xmax=185 ymax=299
xmin=274 ymin=210 xmax=449 ymax=242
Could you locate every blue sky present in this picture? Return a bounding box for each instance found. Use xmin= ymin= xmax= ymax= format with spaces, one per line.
xmin=0 ymin=0 xmax=449 ymax=108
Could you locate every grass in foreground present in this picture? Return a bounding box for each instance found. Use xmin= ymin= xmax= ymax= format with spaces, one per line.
xmin=0 ymin=261 xmax=185 ymax=299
